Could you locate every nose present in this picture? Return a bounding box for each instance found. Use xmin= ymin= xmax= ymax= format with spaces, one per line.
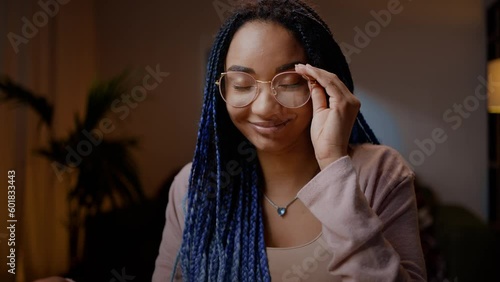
xmin=251 ymin=81 xmax=281 ymax=115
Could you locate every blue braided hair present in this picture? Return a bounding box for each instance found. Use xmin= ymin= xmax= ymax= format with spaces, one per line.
xmin=175 ymin=1 xmax=380 ymax=281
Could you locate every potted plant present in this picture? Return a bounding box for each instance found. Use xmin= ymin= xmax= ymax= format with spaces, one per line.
xmin=0 ymin=72 xmax=145 ymax=269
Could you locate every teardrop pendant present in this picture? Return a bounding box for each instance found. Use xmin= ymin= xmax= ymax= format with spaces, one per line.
xmin=277 ymin=207 xmax=286 ymax=216
xmin=263 ymin=193 xmax=298 ymax=218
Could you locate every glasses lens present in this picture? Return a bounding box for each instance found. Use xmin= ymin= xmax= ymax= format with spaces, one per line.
xmin=272 ymin=72 xmax=310 ymax=108
xmin=220 ymin=72 xmax=257 ymax=107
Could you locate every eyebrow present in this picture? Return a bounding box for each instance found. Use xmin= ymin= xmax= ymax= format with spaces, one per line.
xmin=227 ymin=61 xmax=303 ymax=74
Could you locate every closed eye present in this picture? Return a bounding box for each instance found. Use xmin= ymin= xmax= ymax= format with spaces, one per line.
xmin=232 ymin=85 xmax=254 ymax=91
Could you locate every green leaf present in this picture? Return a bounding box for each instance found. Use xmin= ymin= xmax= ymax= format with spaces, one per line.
xmin=0 ymin=76 xmax=53 ymax=127
xmin=82 ymin=70 xmax=131 ymax=132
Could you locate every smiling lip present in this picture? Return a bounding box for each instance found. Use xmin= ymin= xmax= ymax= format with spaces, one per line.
xmin=249 ymin=120 xmax=290 ymax=135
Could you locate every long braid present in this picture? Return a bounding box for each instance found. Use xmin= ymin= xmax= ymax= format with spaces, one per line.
xmin=177 ymin=15 xmax=230 ymax=280
xmin=246 ymin=167 xmax=257 ymax=280
xmin=227 ymin=170 xmax=244 ymax=280
xmin=211 ymin=41 xmax=223 ymax=281
xmin=175 ymin=1 xmax=380 ymax=281
xmin=254 ymin=163 xmax=271 ymax=282
xmin=239 ymin=171 xmax=250 ymax=280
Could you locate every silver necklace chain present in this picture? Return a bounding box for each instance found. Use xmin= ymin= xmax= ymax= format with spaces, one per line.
xmin=263 ymin=193 xmax=299 ymax=217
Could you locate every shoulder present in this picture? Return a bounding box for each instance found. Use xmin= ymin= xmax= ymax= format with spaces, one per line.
xmin=171 ymin=163 xmax=192 ymax=190
xmin=349 ymin=143 xmax=414 ymax=177
xmin=167 ymin=163 xmax=192 ymax=229
xmin=349 ymin=143 xmax=415 ymax=188
xmin=170 ymin=162 xmax=191 ymax=200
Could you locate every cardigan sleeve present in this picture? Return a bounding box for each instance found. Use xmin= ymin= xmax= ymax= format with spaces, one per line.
xmin=297 ymin=147 xmax=427 ymax=281
xmin=152 ymin=164 xmax=191 ymax=282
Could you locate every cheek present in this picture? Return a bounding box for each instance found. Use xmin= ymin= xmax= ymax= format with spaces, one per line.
xmin=226 ymin=105 xmax=246 ymax=126
xmin=296 ymin=103 xmax=313 ymax=125
xmin=226 ymin=105 xmax=236 ymax=123
xmin=227 ymin=108 xmax=254 ymax=140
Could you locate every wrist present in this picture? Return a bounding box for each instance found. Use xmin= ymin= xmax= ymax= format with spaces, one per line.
xmin=317 ymin=154 xmax=347 ymax=170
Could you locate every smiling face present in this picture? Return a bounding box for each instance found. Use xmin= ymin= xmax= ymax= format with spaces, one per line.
xmin=224 ymin=20 xmax=313 ymax=154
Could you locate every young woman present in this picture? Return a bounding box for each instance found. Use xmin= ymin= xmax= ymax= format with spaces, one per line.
xmin=153 ymin=1 xmax=426 ymax=281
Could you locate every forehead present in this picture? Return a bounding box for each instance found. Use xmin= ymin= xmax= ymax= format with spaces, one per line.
xmin=225 ymin=21 xmax=306 ymax=77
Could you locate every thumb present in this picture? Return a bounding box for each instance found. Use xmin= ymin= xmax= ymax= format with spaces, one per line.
xmin=310 ymin=83 xmax=327 ymax=113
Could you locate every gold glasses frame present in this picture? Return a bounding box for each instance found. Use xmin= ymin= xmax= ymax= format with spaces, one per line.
xmin=215 ymin=71 xmax=317 ymax=108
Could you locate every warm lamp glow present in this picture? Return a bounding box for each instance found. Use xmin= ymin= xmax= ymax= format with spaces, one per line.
xmin=488 ymin=58 xmax=500 ymax=113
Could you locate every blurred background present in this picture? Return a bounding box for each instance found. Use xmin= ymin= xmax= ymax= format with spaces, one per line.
xmin=0 ymin=0 xmax=499 ymax=281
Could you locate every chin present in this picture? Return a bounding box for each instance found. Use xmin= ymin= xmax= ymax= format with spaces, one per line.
xmin=249 ymin=137 xmax=289 ymax=153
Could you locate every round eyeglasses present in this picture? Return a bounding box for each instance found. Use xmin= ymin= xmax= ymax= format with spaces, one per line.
xmin=215 ymin=71 xmax=316 ymax=108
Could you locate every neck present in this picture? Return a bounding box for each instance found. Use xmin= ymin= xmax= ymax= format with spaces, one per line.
xmin=257 ymin=137 xmax=320 ymax=199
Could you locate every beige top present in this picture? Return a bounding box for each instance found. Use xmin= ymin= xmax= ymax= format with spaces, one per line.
xmin=267 ymin=232 xmax=340 ymax=281
xmin=153 ymin=144 xmax=427 ymax=281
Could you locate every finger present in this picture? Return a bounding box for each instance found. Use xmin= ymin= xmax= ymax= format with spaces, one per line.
xmin=296 ymin=64 xmax=345 ymax=101
xmin=296 ymin=64 xmax=346 ymax=112
xmin=310 ymin=82 xmax=328 ymax=114
xmin=301 ymin=64 xmax=361 ymax=109
xmin=295 ymin=64 xmax=362 ymax=113
xmin=305 ymin=64 xmax=352 ymax=100
xmin=306 ymin=64 xmax=351 ymax=95
xmin=300 ymin=64 xmax=359 ymax=108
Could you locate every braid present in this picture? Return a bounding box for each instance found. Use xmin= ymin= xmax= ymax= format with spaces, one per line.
xmin=174 ymin=1 xmax=380 ymax=281
xmin=355 ymin=113 xmax=380 ymax=144
xmin=176 ymin=16 xmax=231 ymax=280
xmin=295 ymin=0 xmax=332 ymax=35
xmin=240 ymin=171 xmax=250 ymax=280
xmin=247 ymin=167 xmax=257 ymax=279
xmin=254 ymin=163 xmax=271 ymax=282
xmin=227 ymin=171 xmax=244 ymax=280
